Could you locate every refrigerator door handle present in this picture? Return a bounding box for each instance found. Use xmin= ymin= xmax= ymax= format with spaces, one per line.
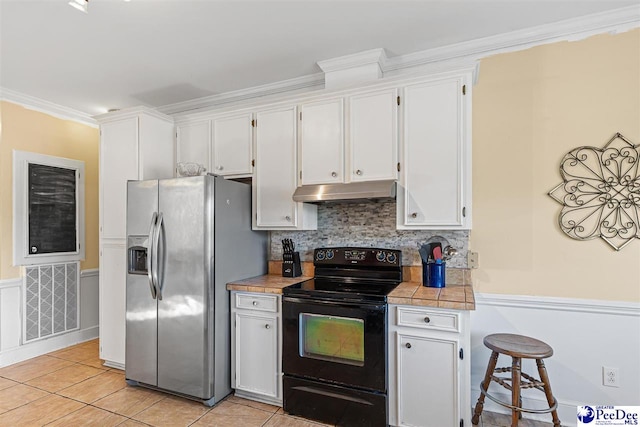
xmin=147 ymin=212 xmax=158 ymax=299
xmin=153 ymin=212 xmax=164 ymax=300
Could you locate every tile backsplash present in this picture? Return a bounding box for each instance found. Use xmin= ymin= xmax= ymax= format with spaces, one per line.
xmin=270 ymin=201 xmax=469 ymax=267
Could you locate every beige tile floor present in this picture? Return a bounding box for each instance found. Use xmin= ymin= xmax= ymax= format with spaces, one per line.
xmin=0 ymin=339 xmax=556 ymax=426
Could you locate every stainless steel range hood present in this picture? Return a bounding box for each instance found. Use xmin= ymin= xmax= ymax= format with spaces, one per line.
xmin=292 ymin=180 xmax=396 ymax=203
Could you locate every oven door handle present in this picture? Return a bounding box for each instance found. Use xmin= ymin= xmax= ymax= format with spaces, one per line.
xmin=283 ymin=296 xmax=385 ymax=311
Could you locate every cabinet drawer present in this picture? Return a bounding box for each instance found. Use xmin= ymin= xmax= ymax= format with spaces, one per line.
xmin=396 ymin=306 xmax=460 ymax=333
xmin=235 ymin=293 xmax=279 ymax=313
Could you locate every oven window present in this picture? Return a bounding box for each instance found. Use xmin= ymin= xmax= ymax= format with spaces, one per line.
xmin=299 ymin=313 xmax=364 ymax=366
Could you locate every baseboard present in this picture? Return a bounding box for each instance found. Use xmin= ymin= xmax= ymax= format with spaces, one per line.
xmin=103 ymin=360 xmax=125 ymax=371
xmin=0 ymin=326 xmax=99 ymax=367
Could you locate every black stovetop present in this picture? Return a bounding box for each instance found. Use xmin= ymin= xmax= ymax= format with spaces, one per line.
xmin=283 ymin=247 xmax=403 ymax=303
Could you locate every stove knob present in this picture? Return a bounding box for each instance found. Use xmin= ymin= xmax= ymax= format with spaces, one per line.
xmin=386 ymin=252 xmax=397 ymax=264
xmin=376 ymin=251 xmax=386 ymax=262
xmin=316 ymin=251 xmax=325 ymax=261
xmin=326 ymin=250 xmax=334 ymax=260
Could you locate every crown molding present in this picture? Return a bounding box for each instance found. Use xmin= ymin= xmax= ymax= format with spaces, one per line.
xmin=160 ymin=73 xmax=325 ymax=117
xmin=93 ymin=105 xmax=174 ymax=124
xmin=317 ymin=48 xmax=387 ymax=73
xmin=0 ymin=87 xmax=98 ymax=128
xmin=383 ymin=5 xmax=640 ymax=74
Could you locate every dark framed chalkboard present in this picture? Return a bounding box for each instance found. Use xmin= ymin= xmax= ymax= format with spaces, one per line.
xmin=13 ymin=151 xmax=85 ymax=266
xmin=28 ymin=164 xmax=77 ymax=255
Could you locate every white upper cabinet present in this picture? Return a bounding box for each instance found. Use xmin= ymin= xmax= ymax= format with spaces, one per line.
xmin=176 ymin=113 xmax=253 ymax=177
xmin=298 ymin=88 xmax=399 ymax=185
xmin=397 ymin=74 xmax=471 ymax=229
xmin=212 ymin=112 xmax=253 ymax=176
xmin=253 ymin=105 xmax=317 ymax=230
xmin=99 ymin=110 xmax=174 ymax=239
xmin=349 ymin=88 xmax=398 ymax=182
xmin=176 ymin=121 xmax=211 ymax=173
xmin=299 ymin=98 xmax=344 ymax=185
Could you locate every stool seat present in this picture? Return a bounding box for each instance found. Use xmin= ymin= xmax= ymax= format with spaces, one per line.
xmin=484 ymin=333 xmax=553 ymax=359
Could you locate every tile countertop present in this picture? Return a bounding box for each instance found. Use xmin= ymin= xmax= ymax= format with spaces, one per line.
xmin=226 ymin=263 xmax=475 ymax=310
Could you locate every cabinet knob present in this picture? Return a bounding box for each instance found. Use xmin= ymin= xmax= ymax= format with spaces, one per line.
xmin=216 ymin=165 xmax=224 ymax=171
xmin=285 ymin=215 xmax=291 ymax=222
xmin=252 ymin=301 xmax=258 ymax=306
xmin=265 ymin=324 xmax=271 ymax=329
xmin=331 ymin=171 xmax=337 ymax=178
xmin=411 ymin=212 xmax=417 ymax=218
xmin=405 ymin=342 xmax=412 ymax=349
xmin=424 ymin=316 xmax=431 ymax=324
xmin=355 ymin=169 xmax=363 ymax=176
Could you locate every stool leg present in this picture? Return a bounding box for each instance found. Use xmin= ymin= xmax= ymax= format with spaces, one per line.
xmin=472 ymin=351 xmax=499 ymax=425
xmin=536 ymin=359 xmax=561 ymax=427
xmin=511 ymin=357 xmax=521 ymax=427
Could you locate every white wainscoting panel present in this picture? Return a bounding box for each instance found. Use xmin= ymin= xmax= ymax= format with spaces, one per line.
xmin=80 ymin=269 xmax=99 ymax=330
xmin=470 ymin=293 xmax=640 ymax=427
xmin=0 ymin=278 xmax=23 ymax=351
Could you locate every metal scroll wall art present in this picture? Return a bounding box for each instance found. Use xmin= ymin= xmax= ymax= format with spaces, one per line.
xmin=549 ymin=133 xmax=640 ymax=251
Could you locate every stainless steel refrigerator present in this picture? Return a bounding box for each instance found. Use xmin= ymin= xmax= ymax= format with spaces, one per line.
xmin=125 ymin=175 xmax=267 ymax=405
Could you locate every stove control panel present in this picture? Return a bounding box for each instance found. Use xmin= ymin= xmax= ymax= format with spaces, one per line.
xmin=314 ymin=247 xmax=402 ymax=267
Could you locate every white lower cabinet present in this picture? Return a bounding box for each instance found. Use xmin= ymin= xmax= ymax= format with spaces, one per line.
xmin=389 ymin=305 xmax=471 ymax=427
xmin=231 ymin=292 xmax=282 ymax=405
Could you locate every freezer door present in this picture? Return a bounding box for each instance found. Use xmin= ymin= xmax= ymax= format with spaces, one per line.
xmin=126 ymin=180 xmax=159 ymax=386
xmin=157 ymin=176 xmax=214 ymax=399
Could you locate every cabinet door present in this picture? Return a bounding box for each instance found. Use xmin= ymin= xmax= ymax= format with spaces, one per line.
xmin=176 ymin=121 xmax=211 ymax=173
xmin=400 ymin=78 xmax=469 ymax=228
xmin=100 ymin=118 xmax=139 ymax=239
xmin=213 ymin=113 xmax=253 ymax=176
xmin=235 ymin=312 xmax=279 ymax=398
xmin=300 ymin=98 xmax=344 ymax=184
xmin=349 ymin=88 xmax=398 ymax=182
xmin=99 ymin=242 xmax=126 ymax=367
xmin=397 ymin=333 xmax=459 ymax=427
xmin=254 ymin=106 xmax=298 ymax=228
xmin=138 ymin=114 xmax=175 ymax=179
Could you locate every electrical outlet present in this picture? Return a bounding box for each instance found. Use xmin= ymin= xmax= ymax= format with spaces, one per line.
xmin=603 ymin=366 xmax=619 ymax=387
xmin=468 ymin=251 xmax=479 ymax=269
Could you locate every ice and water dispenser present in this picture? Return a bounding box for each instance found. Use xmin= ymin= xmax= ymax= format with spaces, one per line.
xmin=127 ymin=236 xmax=149 ymax=275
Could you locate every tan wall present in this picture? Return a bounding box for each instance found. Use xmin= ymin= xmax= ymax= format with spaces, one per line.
xmin=0 ymin=101 xmax=99 ymax=279
xmin=472 ymin=29 xmax=640 ymax=302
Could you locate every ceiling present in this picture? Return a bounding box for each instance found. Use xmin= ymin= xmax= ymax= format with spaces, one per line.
xmin=1 ymin=0 xmax=638 ymax=117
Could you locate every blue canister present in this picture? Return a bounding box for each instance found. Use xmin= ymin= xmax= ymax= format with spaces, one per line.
xmin=423 ymin=259 xmax=446 ymax=288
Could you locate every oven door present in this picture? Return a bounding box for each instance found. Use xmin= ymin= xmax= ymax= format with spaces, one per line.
xmin=282 ymin=296 xmax=387 ymax=392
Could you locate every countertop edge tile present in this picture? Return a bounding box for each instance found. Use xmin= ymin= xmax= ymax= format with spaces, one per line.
xmin=227 ymin=275 xmax=475 ymax=310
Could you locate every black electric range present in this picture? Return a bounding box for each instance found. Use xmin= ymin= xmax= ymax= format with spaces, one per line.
xmin=282 ymin=247 xmax=402 ymax=427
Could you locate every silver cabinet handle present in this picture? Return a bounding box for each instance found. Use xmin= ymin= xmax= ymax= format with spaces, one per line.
xmin=424 ymin=316 xmax=431 ymax=323
xmin=265 ymin=324 xmax=271 ymax=329
xmin=147 ymin=212 xmax=158 ymax=299
xmin=285 ymin=215 xmax=291 ymax=222
xmin=405 ymin=342 xmax=412 ymax=349
xmin=411 ymin=212 xmax=417 ymax=218
xmin=355 ymin=169 xmax=362 ymax=176
xmin=331 ymin=171 xmax=337 ymax=178
xmin=252 ymin=301 xmax=258 ymax=306
xmin=218 ymin=165 xmax=224 ymax=171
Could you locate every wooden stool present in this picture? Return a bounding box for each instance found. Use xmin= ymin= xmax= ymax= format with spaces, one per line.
xmin=471 ymin=333 xmax=561 ymax=427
